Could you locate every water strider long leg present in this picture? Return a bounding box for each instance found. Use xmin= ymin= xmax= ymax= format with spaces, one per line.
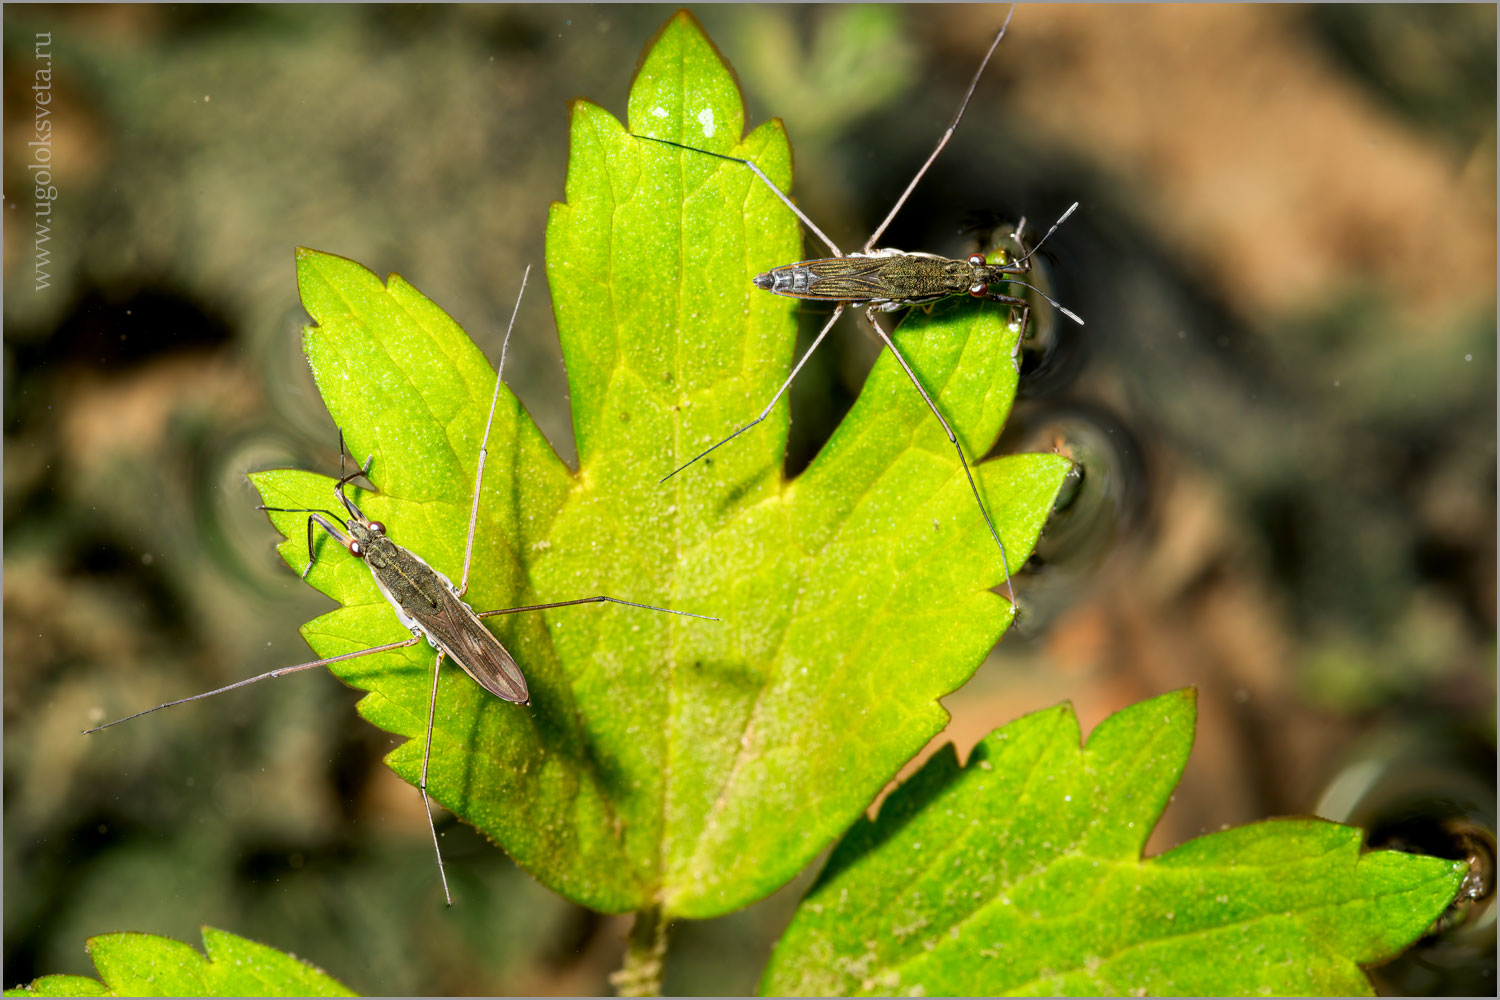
xmin=419 ymin=649 xmax=454 ymax=906
xmin=461 ymin=265 xmax=531 ymax=597
xmin=426 ymin=267 xmax=531 ymax=906
xmin=630 ymin=135 xmax=843 ymax=258
xmin=862 ymin=5 xmax=1016 ymax=252
xmin=474 ymin=596 xmax=717 ymax=622
xmin=862 ymin=307 xmax=1018 ymax=609
xmin=634 ymin=8 xmax=1021 ymax=262
xmin=659 ymin=304 xmax=846 ymax=484
xmin=404 ymin=596 xmax=713 ymax=903
xmin=81 ymin=636 xmax=424 ymax=735
xmin=629 ymin=3 xmax=1072 ymax=615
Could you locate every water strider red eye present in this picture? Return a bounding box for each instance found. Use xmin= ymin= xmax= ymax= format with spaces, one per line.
xmin=368 ymin=520 xmax=385 ymax=536
xmin=968 ymin=253 xmax=987 ymax=266
xmin=349 ymin=540 xmax=364 ymax=558
xmin=969 ymin=282 xmax=988 ymax=297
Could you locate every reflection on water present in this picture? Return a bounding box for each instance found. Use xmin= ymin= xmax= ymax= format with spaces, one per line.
xmin=1317 ymin=725 xmax=1497 ymax=996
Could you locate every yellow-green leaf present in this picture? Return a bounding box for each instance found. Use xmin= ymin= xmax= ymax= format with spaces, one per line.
xmin=763 ymin=691 xmax=1469 ymax=996
xmin=5 ymin=927 xmax=353 ymax=998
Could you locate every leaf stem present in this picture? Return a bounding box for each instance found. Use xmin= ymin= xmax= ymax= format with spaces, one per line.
xmin=610 ymin=906 xmax=668 ymax=997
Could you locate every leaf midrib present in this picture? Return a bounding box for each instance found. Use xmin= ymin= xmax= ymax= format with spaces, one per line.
xmin=659 ymin=41 xmax=692 ymax=906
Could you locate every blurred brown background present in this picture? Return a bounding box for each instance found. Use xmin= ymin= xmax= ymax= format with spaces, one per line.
xmin=3 ymin=5 xmax=1494 ymax=995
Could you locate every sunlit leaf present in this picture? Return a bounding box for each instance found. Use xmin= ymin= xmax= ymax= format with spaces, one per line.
xmin=763 ymin=690 xmax=1469 ymax=996
xmin=4 ymin=927 xmax=353 ymax=998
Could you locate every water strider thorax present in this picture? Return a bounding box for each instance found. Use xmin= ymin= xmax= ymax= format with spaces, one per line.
xmin=348 ymin=519 xmax=451 ymax=619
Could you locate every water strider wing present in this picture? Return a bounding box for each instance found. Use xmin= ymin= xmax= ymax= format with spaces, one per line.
xmin=757 ymin=255 xmax=955 ymax=304
xmin=759 ymin=256 xmax=896 ymax=301
xmin=406 ymin=585 xmax=530 ymax=704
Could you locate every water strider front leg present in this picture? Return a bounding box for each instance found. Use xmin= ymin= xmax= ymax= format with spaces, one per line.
xmin=976 ymin=292 xmax=1031 ymax=367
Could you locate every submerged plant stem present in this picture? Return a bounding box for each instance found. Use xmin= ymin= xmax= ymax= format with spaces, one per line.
xmin=610 ymin=906 xmax=668 ymax=997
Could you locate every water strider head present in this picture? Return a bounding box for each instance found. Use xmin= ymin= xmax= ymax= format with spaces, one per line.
xmin=329 ymin=465 xmax=394 ymax=560
xmin=255 ymin=443 xmax=394 ymax=579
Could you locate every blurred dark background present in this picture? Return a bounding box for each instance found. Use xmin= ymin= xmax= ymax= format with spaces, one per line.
xmin=3 ymin=5 xmax=1494 ymax=995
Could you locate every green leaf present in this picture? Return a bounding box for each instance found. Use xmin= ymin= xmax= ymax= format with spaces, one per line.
xmin=252 ymin=11 xmax=1068 ymax=919
xmin=4 ymin=927 xmax=354 ymax=997
xmin=5 ymin=977 xmax=108 ymax=998
xmin=763 ymin=690 xmax=1470 ymax=997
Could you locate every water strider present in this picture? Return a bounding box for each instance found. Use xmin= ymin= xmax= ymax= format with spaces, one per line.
xmin=85 ymin=266 xmax=716 ymax=904
xmin=635 ymin=5 xmax=1082 ymax=612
